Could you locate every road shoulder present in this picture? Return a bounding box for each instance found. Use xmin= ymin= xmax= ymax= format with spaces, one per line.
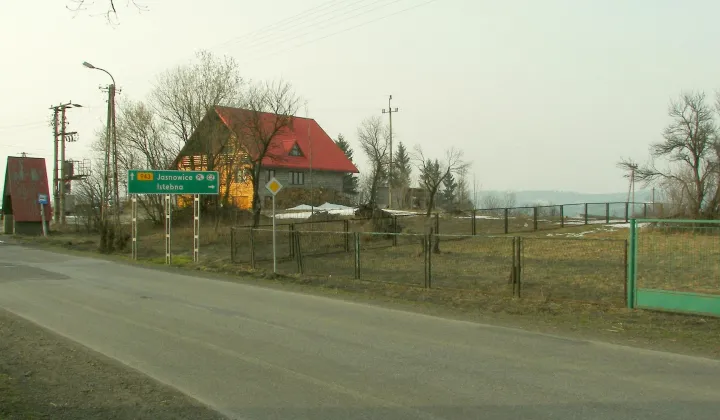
xmin=0 ymin=308 xmax=226 ymax=420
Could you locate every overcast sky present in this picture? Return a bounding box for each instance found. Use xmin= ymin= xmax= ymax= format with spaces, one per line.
xmin=1 ymin=0 xmax=719 ymax=195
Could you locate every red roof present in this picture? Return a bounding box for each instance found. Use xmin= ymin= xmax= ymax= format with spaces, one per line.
xmin=2 ymin=156 xmax=52 ymax=222
xmin=214 ymin=106 xmax=359 ymax=173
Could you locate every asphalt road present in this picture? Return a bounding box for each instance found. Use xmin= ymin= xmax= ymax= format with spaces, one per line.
xmin=1 ymin=241 xmax=719 ymax=420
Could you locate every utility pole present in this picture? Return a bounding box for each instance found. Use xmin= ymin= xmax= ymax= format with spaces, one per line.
xmin=111 ymin=84 xmax=120 ymax=226
xmin=60 ymin=105 xmax=67 ymax=225
xmin=99 ymin=84 xmax=119 ymax=223
xmin=382 ymin=95 xmax=399 ymax=209
xmin=50 ymin=106 xmax=60 ymax=223
xmin=50 ymin=102 xmax=81 ymax=225
xmin=84 ymin=61 xmax=119 ymax=226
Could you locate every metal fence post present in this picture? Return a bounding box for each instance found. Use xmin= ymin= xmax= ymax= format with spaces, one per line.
xmin=344 ymin=220 xmax=350 ymax=252
xmin=249 ymin=228 xmax=256 ymax=269
xmin=504 ymin=208 xmax=509 ymax=234
xmin=627 ymin=219 xmax=637 ymax=309
xmin=584 ymin=203 xmax=589 ymax=225
xmin=533 ymin=207 xmax=538 ymax=231
xmin=605 ymin=202 xmax=610 ymax=224
xmin=290 ymin=223 xmax=295 ymax=258
xmin=434 ymin=213 xmax=440 ymax=235
xmin=424 ymin=233 xmax=429 ymax=288
xmin=560 ymin=205 xmax=564 ymax=228
xmin=354 ymin=232 xmax=360 ymax=279
xmin=392 ymin=216 xmax=398 ymax=246
xmin=471 ymin=209 xmax=477 ymax=235
xmin=516 ymin=237 xmax=522 ymax=298
xmin=643 ymin=203 xmax=648 ymax=218
xmin=230 ymin=227 xmax=236 ymax=263
xmin=625 ymin=202 xmax=629 ymax=222
xmin=295 ymin=230 xmax=304 ymax=274
xmin=427 ymin=230 xmax=433 ymax=289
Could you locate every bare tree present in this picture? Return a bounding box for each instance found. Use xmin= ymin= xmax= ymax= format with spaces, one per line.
xmin=151 ymin=50 xmax=244 ymax=146
xmin=115 ymin=99 xmax=180 ymax=224
xmin=357 ymin=116 xmax=389 ymax=208
xmin=415 ymin=146 xmax=467 ymax=217
xmin=415 ymin=147 xmax=467 ymax=254
xmin=227 ymin=80 xmax=300 ymax=227
xmin=620 ymin=91 xmax=718 ymax=218
xmin=67 ymin=0 xmax=147 ymax=23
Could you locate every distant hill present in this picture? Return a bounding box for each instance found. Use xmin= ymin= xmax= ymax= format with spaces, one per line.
xmin=476 ymin=189 xmax=658 ymax=207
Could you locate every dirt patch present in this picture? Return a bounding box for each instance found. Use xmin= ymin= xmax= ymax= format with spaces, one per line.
xmin=0 ymin=309 xmax=225 ymax=420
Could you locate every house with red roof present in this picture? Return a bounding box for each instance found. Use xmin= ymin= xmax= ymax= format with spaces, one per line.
xmin=173 ymin=106 xmax=359 ymax=209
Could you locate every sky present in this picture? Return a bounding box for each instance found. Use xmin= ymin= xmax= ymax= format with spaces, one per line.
xmin=1 ymin=0 xmax=720 ymax=195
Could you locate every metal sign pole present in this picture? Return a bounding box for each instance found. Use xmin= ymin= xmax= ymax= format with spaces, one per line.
xmin=272 ymin=193 xmax=277 ymax=273
xmin=131 ymin=194 xmax=137 ymax=260
xmin=40 ymin=204 xmax=47 ymax=237
xmin=193 ymin=194 xmax=200 ymax=263
xmin=165 ymin=194 xmax=172 ymax=265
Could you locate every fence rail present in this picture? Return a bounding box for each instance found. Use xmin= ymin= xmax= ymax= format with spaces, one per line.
xmin=245 ymin=201 xmax=664 ymax=238
xmin=231 ymin=227 xmax=628 ymax=306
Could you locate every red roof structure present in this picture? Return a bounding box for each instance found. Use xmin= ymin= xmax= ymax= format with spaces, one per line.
xmin=176 ymin=106 xmax=359 ymax=173
xmin=2 ymin=156 xmax=52 ymax=222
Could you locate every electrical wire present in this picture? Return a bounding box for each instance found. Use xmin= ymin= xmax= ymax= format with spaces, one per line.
xmin=227 ymin=0 xmax=393 ymax=54
xmin=247 ymin=0 xmax=439 ymax=63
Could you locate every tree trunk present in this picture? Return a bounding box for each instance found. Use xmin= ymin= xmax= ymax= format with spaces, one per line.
xmin=252 ymin=178 xmax=262 ymax=228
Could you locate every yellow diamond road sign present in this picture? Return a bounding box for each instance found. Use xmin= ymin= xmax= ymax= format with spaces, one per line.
xmin=265 ymin=177 xmax=283 ymax=196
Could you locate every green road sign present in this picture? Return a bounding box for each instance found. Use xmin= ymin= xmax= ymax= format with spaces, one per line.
xmin=127 ymin=170 xmax=220 ymax=195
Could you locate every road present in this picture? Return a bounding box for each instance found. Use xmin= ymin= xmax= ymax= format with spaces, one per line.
xmin=0 ymin=241 xmax=719 ymax=420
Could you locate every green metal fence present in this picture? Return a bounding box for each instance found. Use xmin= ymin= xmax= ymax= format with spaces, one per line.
xmin=628 ymin=219 xmax=720 ymax=317
xmin=231 ymin=227 xmax=628 ymax=305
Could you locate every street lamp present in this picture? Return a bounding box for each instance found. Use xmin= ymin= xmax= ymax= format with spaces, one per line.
xmin=83 ymin=61 xmax=118 ymax=225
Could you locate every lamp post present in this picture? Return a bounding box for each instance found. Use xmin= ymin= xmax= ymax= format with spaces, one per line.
xmin=83 ymin=61 xmax=119 ymax=225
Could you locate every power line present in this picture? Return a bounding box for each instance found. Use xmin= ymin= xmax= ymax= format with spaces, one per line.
xmin=246 ymin=0 xmax=439 ymax=63
xmin=231 ymin=0 xmax=393 ymax=55
xmin=213 ymin=0 xmax=359 ymax=50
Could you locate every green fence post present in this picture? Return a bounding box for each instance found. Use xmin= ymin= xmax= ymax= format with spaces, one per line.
xmin=627 ymin=219 xmax=637 ymax=309
xmin=584 ymin=203 xmax=589 ymax=225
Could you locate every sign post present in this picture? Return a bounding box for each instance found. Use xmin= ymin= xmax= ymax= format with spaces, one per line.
xmin=131 ymin=195 xmax=137 ymax=260
xmin=193 ymin=194 xmax=200 ymax=262
xmin=127 ymin=169 xmax=219 ymax=264
xmin=265 ymin=177 xmax=283 ymax=273
xmin=38 ymin=194 xmax=48 ymax=237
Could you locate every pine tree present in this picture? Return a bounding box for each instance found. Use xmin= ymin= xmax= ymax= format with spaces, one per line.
xmin=391 ymin=141 xmax=412 ymax=207
xmin=334 ymin=133 xmax=359 ymax=195
xmin=441 ymin=172 xmax=457 ymax=209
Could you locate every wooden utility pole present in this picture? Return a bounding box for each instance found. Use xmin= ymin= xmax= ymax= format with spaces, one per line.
xmin=382 ymin=95 xmax=399 ymax=209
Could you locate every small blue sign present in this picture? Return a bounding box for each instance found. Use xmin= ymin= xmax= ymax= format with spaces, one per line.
xmin=38 ymin=194 xmax=48 ymax=205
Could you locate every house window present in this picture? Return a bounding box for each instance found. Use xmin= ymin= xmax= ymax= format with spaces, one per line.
xmin=289 ymin=143 xmax=303 ymax=157
xmin=290 ymin=171 xmax=305 ymax=185
xmin=266 ymin=169 xmax=276 ymax=181
xmin=235 ymin=168 xmax=249 ymax=183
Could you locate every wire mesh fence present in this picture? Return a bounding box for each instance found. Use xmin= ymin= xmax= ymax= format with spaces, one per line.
xmin=521 ymin=237 xmax=627 ymax=305
xmin=636 ymin=221 xmax=720 ymax=296
xmin=231 ymin=227 xmax=629 ymax=305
